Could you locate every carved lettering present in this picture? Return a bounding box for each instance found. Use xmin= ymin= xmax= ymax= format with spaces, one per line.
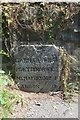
xmin=14 ymin=45 xmax=60 ymax=92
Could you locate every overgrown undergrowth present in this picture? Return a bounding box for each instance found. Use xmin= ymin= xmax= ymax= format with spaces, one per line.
xmin=0 ymin=69 xmax=21 ymax=119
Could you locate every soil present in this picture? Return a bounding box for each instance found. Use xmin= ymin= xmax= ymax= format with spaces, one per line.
xmin=8 ymin=89 xmax=78 ymax=118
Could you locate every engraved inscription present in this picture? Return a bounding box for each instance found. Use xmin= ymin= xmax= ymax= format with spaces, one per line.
xmin=14 ymin=45 xmax=60 ymax=92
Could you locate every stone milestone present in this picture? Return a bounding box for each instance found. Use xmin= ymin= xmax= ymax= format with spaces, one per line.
xmin=13 ymin=45 xmax=60 ymax=92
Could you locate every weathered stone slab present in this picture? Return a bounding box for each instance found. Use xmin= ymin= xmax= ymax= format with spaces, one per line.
xmin=13 ymin=45 xmax=60 ymax=92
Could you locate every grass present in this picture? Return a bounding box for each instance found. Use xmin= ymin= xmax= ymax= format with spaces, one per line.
xmin=0 ymin=69 xmax=21 ymax=119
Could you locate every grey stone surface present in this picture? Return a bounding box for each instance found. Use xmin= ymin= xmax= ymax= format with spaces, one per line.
xmin=13 ymin=45 xmax=60 ymax=92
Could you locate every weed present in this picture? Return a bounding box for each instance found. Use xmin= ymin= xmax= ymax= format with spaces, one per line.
xmin=59 ymin=47 xmax=78 ymax=99
xmin=0 ymin=69 xmax=21 ymax=118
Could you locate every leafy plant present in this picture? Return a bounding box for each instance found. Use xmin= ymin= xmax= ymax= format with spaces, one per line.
xmin=0 ymin=69 xmax=21 ymax=118
xmin=2 ymin=3 xmax=79 ymax=44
